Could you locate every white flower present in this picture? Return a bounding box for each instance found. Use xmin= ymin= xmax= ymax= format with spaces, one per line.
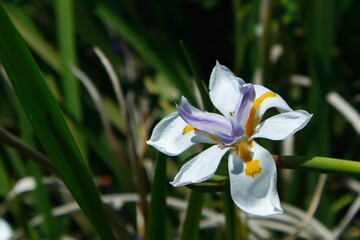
xmin=147 ymin=61 xmax=312 ymax=216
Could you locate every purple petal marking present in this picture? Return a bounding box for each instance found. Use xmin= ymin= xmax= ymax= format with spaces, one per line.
xmin=230 ymin=116 xmax=244 ymax=138
xmin=214 ymin=117 xmax=244 ymax=145
xmin=176 ymin=97 xmax=233 ymax=136
xmin=234 ymin=83 xmax=256 ymax=127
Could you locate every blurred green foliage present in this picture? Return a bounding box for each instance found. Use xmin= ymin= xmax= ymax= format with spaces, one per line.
xmin=0 ymin=0 xmax=359 ymax=239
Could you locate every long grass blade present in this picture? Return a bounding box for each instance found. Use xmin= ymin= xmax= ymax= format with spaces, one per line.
xmin=0 ymin=127 xmax=55 ymax=173
xmin=56 ymin=0 xmax=81 ymax=120
xmin=0 ymin=4 xmax=115 ymax=239
xmin=180 ymin=190 xmax=204 ymax=240
xmin=4 ymin=3 xmax=62 ymax=73
xmin=148 ymin=152 xmax=168 ymax=240
xmin=222 ymin=191 xmax=239 ymax=240
xmin=29 ymin=162 xmax=61 ymax=239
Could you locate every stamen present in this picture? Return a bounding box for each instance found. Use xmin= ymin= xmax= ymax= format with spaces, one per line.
xmin=245 ymin=92 xmax=276 ymax=135
xmin=182 ymin=125 xmax=195 ymax=135
xmin=209 ymin=135 xmax=222 ymax=143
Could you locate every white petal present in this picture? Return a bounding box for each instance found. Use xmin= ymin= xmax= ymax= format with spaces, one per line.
xmin=0 ymin=218 xmax=13 ymax=240
xmin=209 ymin=61 xmax=244 ymax=117
xmin=252 ymin=110 xmax=313 ymax=140
xmin=171 ymin=145 xmax=228 ymax=187
xmin=147 ymin=112 xmax=213 ymax=156
xmin=228 ymin=142 xmax=282 ymax=216
xmin=254 ymin=85 xmax=292 ymax=118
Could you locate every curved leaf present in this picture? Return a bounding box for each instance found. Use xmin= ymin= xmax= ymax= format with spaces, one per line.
xmin=0 ymin=3 xmax=115 ymax=239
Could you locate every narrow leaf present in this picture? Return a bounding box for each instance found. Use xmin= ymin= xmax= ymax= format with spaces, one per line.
xmin=0 ymin=4 xmax=115 ymax=239
xmin=180 ymin=190 xmax=204 ymax=240
xmin=56 ymin=0 xmax=82 ymax=120
xmin=148 ymin=152 xmax=168 ymax=240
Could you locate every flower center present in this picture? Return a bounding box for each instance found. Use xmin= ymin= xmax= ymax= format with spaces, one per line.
xmin=245 ymin=92 xmax=276 ymax=136
xmin=182 ymin=91 xmax=276 ymax=177
xmin=234 ymin=91 xmax=275 ymax=178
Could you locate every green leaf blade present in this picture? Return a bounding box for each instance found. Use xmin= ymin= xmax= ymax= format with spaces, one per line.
xmin=0 ymin=3 xmax=115 ymax=239
xmin=148 ymin=152 xmax=168 ymax=240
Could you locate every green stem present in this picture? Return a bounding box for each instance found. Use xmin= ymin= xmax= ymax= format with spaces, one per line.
xmin=275 ymin=155 xmax=360 ymax=178
xmin=189 ymin=155 xmax=360 ymax=193
xmin=180 ymin=190 xmax=204 ymax=240
xmin=147 ymin=153 xmax=167 ymax=240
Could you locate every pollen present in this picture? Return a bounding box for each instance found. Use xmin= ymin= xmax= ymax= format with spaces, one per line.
xmin=245 ymin=160 xmax=262 ymax=177
xmin=245 ymin=92 xmax=276 ymax=135
xmin=182 ymin=125 xmax=195 ymax=135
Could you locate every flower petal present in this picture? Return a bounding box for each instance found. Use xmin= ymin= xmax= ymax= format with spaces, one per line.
xmin=171 ymin=145 xmax=228 ymax=187
xmin=147 ymin=112 xmax=213 ymax=156
xmin=234 ymin=83 xmax=256 ymax=127
xmin=176 ymin=96 xmax=232 ymax=136
xmin=209 ymin=61 xmax=245 ymax=117
xmin=0 ymin=218 xmax=13 ymax=240
xmin=228 ymin=141 xmax=282 ymax=216
xmin=253 ymin=85 xmax=292 ymax=118
xmin=214 ymin=129 xmax=236 ymax=145
xmin=252 ymin=110 xmax=313 ymax=140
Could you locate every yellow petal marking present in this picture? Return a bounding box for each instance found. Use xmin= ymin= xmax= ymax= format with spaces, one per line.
xmin=245 ymin=92 xmax=276 ymax=136
xmin=245 ymin=160 xmax=262 ymax=177
xmin=237 ymin=141 xmax=262 ymax=177
xmin=237 ymin=141 xmax=252 ymax=162
xmin=182 ymin=125 xmax=195 ymax=135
